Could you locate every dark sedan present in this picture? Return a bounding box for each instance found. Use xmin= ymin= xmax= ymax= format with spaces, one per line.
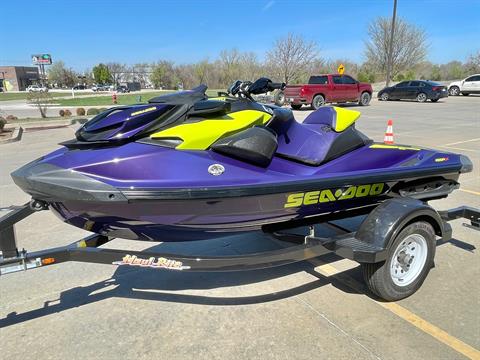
xmin=378 ymin=80 xmax=448 ymax=102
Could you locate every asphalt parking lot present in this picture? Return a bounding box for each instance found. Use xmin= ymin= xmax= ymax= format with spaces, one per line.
xmin=1 ymin=96 xmax=479 ymax=360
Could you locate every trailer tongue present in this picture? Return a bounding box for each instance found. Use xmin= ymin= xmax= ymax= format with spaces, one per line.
xmin=0 ymin=200 xmax=478 ymax=301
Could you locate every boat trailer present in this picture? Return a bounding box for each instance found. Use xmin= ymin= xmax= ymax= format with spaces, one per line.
xmin=0 ymin=199 xmax=478 ymax=300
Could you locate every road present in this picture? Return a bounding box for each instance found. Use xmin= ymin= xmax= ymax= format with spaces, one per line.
xmin=0 ymin=96 xmax=479 ymax=360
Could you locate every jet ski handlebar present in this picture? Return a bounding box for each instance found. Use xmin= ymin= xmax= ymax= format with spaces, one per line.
xmin=228 ymin=77 xmax=286 ymax=99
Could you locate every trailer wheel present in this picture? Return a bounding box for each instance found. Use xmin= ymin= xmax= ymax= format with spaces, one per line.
xmin=274 ymin=90 xmax=286 ymax=106
xmin=361 ymin=221 xmax=436 ymax=301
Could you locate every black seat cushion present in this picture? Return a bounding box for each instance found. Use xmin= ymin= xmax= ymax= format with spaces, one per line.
xmin=212 ymin=127 xmax=278 ymax=167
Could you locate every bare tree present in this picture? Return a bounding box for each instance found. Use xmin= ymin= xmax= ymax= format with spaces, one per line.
xmin=365 ymin=17 xmax=428 ymax=81
xmin=106 ymin=62 xmax=127 ymax=85
xmin=465 ymin=51 xmax=480 ymax=74
xmin=27 ymin=91 xmax=51 ymax=118
xmin=239 ymin=52 xmax=262 ymax=81
xmin=194 ymin=59 xmax=210 ymax=84
xmin=219 ymin=49 xmax=242 ymax=85
xmin=266 ymin=33 xmax=318 ymax=84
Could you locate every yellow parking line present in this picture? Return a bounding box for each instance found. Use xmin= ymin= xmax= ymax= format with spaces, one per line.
xmin=378 ymin=302 xmax=480 ymax=360
xmin=460 ymin=188 xmax=480 ymax=196
xmin=308 ymin=259 xmax=480 ymax=359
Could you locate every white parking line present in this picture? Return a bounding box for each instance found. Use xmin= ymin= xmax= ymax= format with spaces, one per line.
xmin=445 ymin=138 xmax=480 ymax=146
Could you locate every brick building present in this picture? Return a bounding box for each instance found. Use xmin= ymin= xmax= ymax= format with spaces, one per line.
xmin=0 ymin=66 xmax=40 ymax=91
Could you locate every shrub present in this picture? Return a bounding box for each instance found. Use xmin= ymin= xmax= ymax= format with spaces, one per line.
xmin=64 ymin=109 xmax=72 ymax=117
xmin=0 ymin=118 xmax=6 ymax=132
xmin=76 ymin=107 xmax=86 ymax=116
xmin=87 ymin=108 xmax=100 ymax=116
xmin=59 ymin=109 xmax=65 ymax=117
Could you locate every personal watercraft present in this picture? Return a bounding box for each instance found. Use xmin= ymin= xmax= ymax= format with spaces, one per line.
xmin=11 ymin=78 xmax=473 ymax=242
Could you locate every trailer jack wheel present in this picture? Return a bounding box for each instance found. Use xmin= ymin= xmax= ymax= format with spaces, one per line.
xmin=361 ymin=221 xmax=436 ymax=301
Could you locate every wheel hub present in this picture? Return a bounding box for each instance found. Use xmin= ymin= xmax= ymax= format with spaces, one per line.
xmin=390 ymin=234 xmax=427 ymax=286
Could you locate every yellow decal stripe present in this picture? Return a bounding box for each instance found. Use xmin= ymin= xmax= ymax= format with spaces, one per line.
xmin=370 ymin=144 xmax=421 ymax=151
xmin=131 ymin=106 xmax=157 ymax=116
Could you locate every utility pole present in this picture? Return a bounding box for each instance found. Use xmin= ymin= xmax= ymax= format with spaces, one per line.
xmin=385 ymin=0 xmax=397 ymax=87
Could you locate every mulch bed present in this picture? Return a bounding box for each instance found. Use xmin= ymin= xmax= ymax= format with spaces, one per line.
xmin=0 ymin=129 xmax=13 ymax=141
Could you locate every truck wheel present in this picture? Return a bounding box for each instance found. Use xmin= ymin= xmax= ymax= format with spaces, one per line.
xmin=416 ymin=92 xmax=427 ymax=102
xmin=361 ymin=221 xmax=436 ymax=301
xmin=312 ymin=94 xmax=325 ymax=110
xmin=449 ymin=86 xmax=460 ymax=96
xmin=291 ymin=104 xmax=302 ymax=110
xmin=358 ymin=92 xmax=371 ymax=106
xmin=274 ymin=91 xmax=285 ymax=106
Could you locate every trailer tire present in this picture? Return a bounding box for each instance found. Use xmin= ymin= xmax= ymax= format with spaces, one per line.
xmin=274 ymin=90 xmax=286 ymax=106
xmin=361 ymin=221 xmax=436 ymax=301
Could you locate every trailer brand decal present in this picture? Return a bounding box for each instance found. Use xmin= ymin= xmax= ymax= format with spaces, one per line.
xmin=435 ymin=157 xmax=449 ymax=162
xmin=284 ymin=183 xmax=385 ymax=208
xmin=113 ymin=254 xmax=190 ymax=270
xmin=131 ymin=107 xmax=157 ymax=116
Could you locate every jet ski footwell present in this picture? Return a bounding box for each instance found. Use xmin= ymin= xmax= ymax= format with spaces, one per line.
xmin=1 ymin=199 xmax=478 ymax=300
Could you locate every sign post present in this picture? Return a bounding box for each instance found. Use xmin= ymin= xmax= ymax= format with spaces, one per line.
xmin=32 ymin=54 xmax=52 ymax=86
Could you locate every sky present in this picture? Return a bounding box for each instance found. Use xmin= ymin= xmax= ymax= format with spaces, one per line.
xmin=1 ymin=0 xmax=479 ymax=71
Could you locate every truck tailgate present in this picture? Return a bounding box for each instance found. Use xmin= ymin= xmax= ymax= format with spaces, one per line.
xmin=284 ymin=85 xmax=303 ymax=97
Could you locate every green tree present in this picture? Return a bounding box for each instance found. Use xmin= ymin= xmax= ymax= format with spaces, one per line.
xmin=150 ymin=61 xmax=175 ymax=89
xmin=92 ymin=63 xmax=112 ymax=84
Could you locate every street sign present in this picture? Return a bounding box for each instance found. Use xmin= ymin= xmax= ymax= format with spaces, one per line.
xmin=338 ymin=64 xmax=345 ymax=75
xmin=32 ymin=54 xmax=52 ymax=65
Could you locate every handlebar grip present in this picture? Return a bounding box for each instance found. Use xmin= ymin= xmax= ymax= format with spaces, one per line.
xmin=270 ymin=82 xmax=286 ymax=90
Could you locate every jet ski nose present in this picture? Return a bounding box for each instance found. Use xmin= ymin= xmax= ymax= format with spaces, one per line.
xmin=11 ymin=161 xmax=127 ymax=203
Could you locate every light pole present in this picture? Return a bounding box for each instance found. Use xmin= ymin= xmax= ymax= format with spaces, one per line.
xmin=385 ymin=0 xmax=398 ymax=87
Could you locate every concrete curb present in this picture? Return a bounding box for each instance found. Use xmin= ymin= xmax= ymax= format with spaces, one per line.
xmin=0 ymin=126 xmax=24 ymax=144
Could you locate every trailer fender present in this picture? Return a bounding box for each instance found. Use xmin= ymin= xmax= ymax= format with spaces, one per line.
xmin=355 ymin=198 xmax=450 ymax=256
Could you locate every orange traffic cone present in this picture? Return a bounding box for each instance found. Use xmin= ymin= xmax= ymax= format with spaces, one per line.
xmin=384 ymin=119 xmax=394 ymax=144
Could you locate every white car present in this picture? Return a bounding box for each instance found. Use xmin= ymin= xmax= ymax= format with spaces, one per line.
xmin=26 ymin=84 xmax=49 ymax=92
xmin=448 ymin=74 xmax=480 ymax=96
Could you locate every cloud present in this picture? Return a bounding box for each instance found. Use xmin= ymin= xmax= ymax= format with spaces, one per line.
xmin=262 ymin=0 xmax=275 ymax=11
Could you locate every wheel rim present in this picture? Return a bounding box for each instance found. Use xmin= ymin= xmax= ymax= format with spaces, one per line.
xmin=390 ymin=234 xmax=428 ymax=286
xmin=417 ymin=93 xmax=427 ymax=102
xmin=449 ymin=87 xmax=459 ymax=96
xmin=381 ymin=93 xmax=389 ymax=101
xmin=361 ymin=93 xmax=370 ymax=105
xmin=314 ymin=96 xmax=324 ymax=108
xmin=277 ymin=93 xmax=285 ymax=104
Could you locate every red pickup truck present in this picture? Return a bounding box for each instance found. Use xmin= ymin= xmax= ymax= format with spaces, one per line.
xmin=282 ymin=74 xmax=373 ymax=110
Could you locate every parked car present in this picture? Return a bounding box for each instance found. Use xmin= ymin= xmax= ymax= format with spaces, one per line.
xmin=280 ymin=74 xmax=373 ymax=110
xmin=26 ymin=84 xmax=48 ymax=92
xmin=448 ymin=74 xmax=480 ymax=96
xmin=378 ymin=80 xmax=448 ymax=102
xmin=72 ymin=84 xmax=87 ymax=90
xmin=116 ymin=85 xmax=130 ymax=93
